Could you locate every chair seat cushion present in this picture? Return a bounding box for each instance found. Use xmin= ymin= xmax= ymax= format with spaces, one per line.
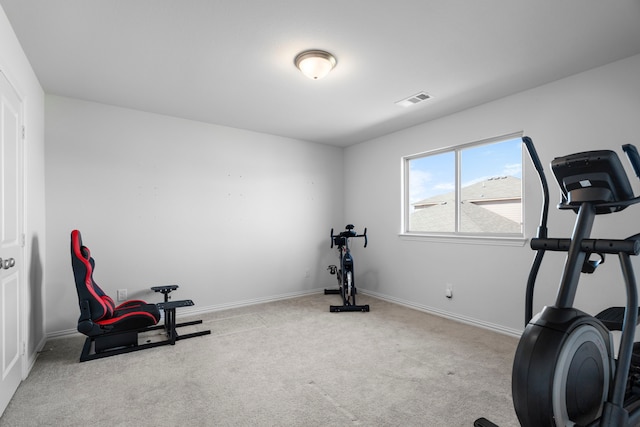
xmin=95 ymin=302 xmax=161 ymax=332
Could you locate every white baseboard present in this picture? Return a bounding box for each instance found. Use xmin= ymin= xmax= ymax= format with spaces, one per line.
xmin=47 ymin=328 xmax=79 ymax=339
xmin=46 ymin=288 xmax=325 ymax=339
xmin=46 ymin=288 xmax=521 ymax=340
xmin=361 ymin=289 xmax=523 ymax=338
xmin=23 ymin=334 xmax=48 ymax=379
xmin=173 ymin=288 xmax=324 ymax=317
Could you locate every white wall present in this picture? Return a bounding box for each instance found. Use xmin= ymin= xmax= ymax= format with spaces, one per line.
xmin=345 ymin=54 xmax=640 ymax=334
xmin=0 ymin=6 xmax=47 ymax=368
xmin=44 ymin=96 xmax=344 ymax=334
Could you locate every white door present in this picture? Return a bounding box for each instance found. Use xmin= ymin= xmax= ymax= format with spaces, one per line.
xmin=0 ymin=70 xmax=24 ymax=414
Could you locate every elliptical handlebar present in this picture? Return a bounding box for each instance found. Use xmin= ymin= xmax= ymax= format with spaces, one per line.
xmin=623 ymin=144 xmax=640 ymax=179
xmin=523 ymin=135 xmax=551 ymax=324
xmin=523 ymin=136 xmax=549 ymax=239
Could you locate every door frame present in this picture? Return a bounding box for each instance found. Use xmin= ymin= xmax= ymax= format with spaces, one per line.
xmin=0 ymin=67 xmax=27 ymax=398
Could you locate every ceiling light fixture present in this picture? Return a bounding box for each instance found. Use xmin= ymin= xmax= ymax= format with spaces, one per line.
xmin=294 ymin=50 xmax=337 ymax=80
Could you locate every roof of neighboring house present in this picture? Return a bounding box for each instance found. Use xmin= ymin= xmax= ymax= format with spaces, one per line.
xmin=413 ymin=176 xmax=521 ymax=206
xmin=410 ymin=176 xmax=521 ymax=233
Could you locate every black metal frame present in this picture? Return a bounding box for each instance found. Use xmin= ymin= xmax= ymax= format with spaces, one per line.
xmin=79 ymin=286 xmax=211 ymax=362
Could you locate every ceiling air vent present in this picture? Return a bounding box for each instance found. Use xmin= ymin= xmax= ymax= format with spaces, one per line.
xmin=395 ymin=91 xmax=432 ymax=108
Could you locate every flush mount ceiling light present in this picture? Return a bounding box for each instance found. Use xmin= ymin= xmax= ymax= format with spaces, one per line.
xmin=294 ymin=50 xmax=337 ymax=80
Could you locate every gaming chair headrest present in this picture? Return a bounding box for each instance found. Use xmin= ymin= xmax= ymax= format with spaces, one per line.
xmin=71 ymin=229 xmax=113 ymax=322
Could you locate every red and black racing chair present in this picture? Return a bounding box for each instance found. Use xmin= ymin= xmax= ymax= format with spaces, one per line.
xmin=71 ymin=229 xmax=210 ymax=362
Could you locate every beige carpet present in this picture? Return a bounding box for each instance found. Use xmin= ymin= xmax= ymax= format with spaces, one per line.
xmin=0 ymin=293 xmax=519 ymax=426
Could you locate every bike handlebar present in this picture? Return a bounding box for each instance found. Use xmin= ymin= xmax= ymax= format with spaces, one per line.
xmin=330 ymin=225 xmax=367 ymax=248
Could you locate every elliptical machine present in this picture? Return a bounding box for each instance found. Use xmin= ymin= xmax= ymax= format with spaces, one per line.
xmin=476 ymin=137 xmax=640 ymax=427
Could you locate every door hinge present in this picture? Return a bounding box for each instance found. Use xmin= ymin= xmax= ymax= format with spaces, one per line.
xmin=21 ymin=233 xmax=26 ymax=248
xmin=22 ymin=125 xmax=25 ymax=140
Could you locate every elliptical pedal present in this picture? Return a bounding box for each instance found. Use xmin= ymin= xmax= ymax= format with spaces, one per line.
xmin=596 ymin=307 xmax=640 ymax=404
xmin=595 ymin=306 xmax=640 ymax=331
xmin=473 ymin=418 xmax=499 ymax=427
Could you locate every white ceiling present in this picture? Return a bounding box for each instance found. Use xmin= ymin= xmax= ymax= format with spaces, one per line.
xmin=2 ymin=1 xmax=640 ymax=147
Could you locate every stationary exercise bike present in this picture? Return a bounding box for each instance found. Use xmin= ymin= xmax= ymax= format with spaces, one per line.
xmin=325 ymin=224 xmax=370 ymax=312
xmin=476 ymin=138 xmax=640 ymax=427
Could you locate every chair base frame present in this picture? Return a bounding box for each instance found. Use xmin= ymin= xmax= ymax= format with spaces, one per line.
xmin=79 ymin=299 xmax=211 ymax=362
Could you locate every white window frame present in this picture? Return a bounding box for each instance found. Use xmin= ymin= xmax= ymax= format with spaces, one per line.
xmin=400 ymin=132 xmax=527 ymax=246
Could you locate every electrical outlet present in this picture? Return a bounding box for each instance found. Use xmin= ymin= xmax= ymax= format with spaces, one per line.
xmin=117 ymin=289 xmax=127 ymax=302
xmin=445 ymin=284 xmax=453 ymax=299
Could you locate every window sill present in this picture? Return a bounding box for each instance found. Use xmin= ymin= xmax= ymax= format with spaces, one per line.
xmin=399 ymin=233 xmax=528 ymax=247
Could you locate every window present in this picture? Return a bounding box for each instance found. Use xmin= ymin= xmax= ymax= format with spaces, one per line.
xmin=403 ymin=133 xmax=523 ymax=237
